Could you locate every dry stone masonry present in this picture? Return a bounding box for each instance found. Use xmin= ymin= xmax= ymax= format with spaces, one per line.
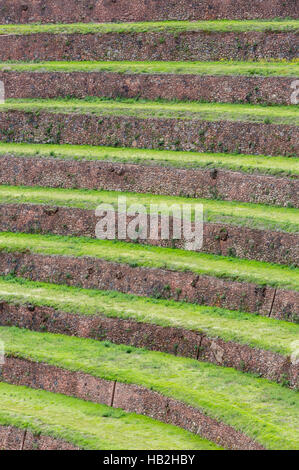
xmin=0 ymin=0 xmax=298 ymax=451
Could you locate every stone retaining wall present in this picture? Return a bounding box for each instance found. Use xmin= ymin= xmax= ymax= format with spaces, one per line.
xmin=0 ymin=32 xmax=297 ymax=62
xmin=1 ymin=71 xmax=297 ymax=106
xmin=0 ymin=356 xmax=265 ymax=450
xmin=0 ymin=302 xmax=297 ymax=387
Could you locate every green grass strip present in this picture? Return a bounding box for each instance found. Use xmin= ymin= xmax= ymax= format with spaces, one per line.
xmin=0 ymin=185 xmax=298 ymax=233
xmin=0 ymin=327 xmax=298 ymax=450
xmin=0 ymin=20 xmax=298 ymax=35
xmin=0 ymin=142 xmax=298 ymax=177
xmin=0 ymin=232 xmax=297 ymax=290
xmin=1 ymin=60 xmax=298 ymax=77
xmin=0 ymin=276 xmax=298 ymax=355
xmin=1 ymin=97 xmax=298 ymax=125
xmin=0 ymin=382 xmax=219 ymax=450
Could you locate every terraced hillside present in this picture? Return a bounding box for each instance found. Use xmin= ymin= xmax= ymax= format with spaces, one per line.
xmin=0 ymin=0 xmax=298 ymax=452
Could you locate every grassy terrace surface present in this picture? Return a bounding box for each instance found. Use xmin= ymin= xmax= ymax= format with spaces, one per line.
xmin=0 ymin=383 xmax=219 ymax=450
xmin=1 ymin=185 xmax=298 ymax=234
xmin=0 ymin=232 xmax=298 ymax=291
xmin=0 ymin=20 xmax=298 ymax=35
xmin=0 ymin=276 xmax=298 ymax=356
xmin=0 ymin=327 xmax=298 ymax=450
xmin=1 ymin=97 xmax=298 ymax=125
xmin=1 ymin=60 xmax=298 ymax=77
xmin=1 ymin=98 xmax=298 ymax=126
xmin=0 ymin=143 xmax=298 ymax=177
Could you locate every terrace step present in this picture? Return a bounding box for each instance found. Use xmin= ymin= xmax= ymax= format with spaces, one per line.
xmin=0 ymin=232 xmax=297 ymax=321
xmin=1 ymin=21 xmax=297 ymax=62
xmin=0 ymin=382 xmax=220 ymax=450
xmin=1 ymin=61 xmax=298 ymax=105
xmin=0 ymin=99 xmax=298 ymax=157
xmin=0 ymin=425 xmax=79 ymax=450
xmin=0 ymin=277 xmax=298 ymax=386
xmin=2 ymin=202 xmax=298 ymax=265
xmin=1 ymin=151 xmax=298 ymax=207
xmin=0 ymin=327 xmax=298 ymax=450
xmin=1 ymin=0 xmax=297 ymax=23
xmin=0 ymin=186 xmax=297 ymax=265
xmin=0 ymin=141 xmax=297 ymax=172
